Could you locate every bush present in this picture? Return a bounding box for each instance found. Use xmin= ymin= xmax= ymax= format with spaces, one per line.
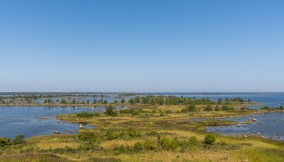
xmin=105 ymin=106 xmax=117 ymax=116
xmin=182 ymin=136 xmax=200 ymax=150
xmin=159 ymin=137 xmax=179 ymax=150
xmin=188 ymin=136 xmax=198 ymax=146
xmin=204 ymin=135 xmax=216 ymax=145
xmin=13 ymin=135 xmax=25 ymax=145
xmin=0 ymin=137 xmax=12 ymax=147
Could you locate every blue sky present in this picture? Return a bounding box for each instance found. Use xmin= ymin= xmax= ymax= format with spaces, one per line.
xmin=0 ymin=0 xmax=283 ymax=92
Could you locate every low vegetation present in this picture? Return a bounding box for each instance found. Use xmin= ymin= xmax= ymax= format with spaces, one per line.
xmin=0 ymin=96 xmax=283 ymax=162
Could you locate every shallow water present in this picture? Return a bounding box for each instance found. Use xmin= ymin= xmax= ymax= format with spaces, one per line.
xmin=0 ymin=106 xmax=96 ymax=138
xmin=207 ymin=112 xmax=284 ymax=141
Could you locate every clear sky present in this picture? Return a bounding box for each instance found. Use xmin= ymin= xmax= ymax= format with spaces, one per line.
xmin=0 ymin=0 xmax=283 ymax=92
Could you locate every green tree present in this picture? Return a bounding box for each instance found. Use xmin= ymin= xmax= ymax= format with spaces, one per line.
xmin=225 ymin=98 xmax=231 ymax=104
xmin=60 ymin=99 xmax=67 ymax=104
xmin=121 ymin=99 xmax=125 ymax=104
xmin=128 ymin=98 xmax=134 ymax=104
xmin=217 ymin=98 xmax=223 ymax=104
xmin=134 ymin=97 xmax=140 ymax=103
xmin=105 ymin=106 xmax=117 ymax=116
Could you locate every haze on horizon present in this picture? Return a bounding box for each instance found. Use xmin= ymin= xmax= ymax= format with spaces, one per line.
xmin=0 ymin=0 xmax=284 ymax=92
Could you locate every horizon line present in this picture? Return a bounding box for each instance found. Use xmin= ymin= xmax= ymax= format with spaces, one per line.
xmin=0 ymin=92 xmax=284 ymax=94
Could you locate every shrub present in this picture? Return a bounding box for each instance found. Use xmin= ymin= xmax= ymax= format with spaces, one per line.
xmin=159 ymin=137 xmax=179 ymax=150
xmin=105 ymin=106 xmax=117 ymax=116
xmin=188 ymin=136 xmax=198 ymax=146
xmin=182 ymin=136 xmax=200 ymax=150
xmin=13 ymin=135 xmax=25 ymax=145
xmin=204 ymin=135 xmax=216 ymax=145
xmin=0 ymin=137 xmax=12 ymax=147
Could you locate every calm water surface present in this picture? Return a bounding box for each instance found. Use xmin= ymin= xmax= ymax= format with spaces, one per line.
xmin=0 ymin=106 xmax=95 ymax=138
xmin=207 ymin=112 xmax=284 ymax=141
